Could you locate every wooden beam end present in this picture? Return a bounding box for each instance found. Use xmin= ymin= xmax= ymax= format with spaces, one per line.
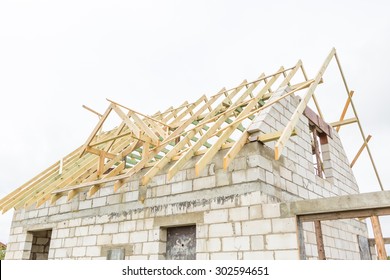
xmin=141 ymin=176 xmax=149 ymax=187
xmin=223 ymin=157 xmax=229 ymax=171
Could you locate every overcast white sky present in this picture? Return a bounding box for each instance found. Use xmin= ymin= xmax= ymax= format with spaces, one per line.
xmin=0 ymin=0 xmax=389 ymax=249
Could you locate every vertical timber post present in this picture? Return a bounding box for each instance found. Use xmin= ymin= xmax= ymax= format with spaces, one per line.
xmin=297 ymin=217 xmax=307 ymax=260
xmin=314 ymin=220 xmax=326 ymax=260
xmin=370 ymin=215 xmax=388 ymax=260
xmin=312 ymin=128 xmax=326 ymax=259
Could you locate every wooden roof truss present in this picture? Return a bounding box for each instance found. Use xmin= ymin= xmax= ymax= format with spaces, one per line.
xmin=0 ymin=48 xmax=383 ymax=213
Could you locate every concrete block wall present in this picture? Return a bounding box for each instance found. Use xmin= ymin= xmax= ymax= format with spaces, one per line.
xmin=5 ymin=91 xmax=368 ymax=260
xmin=302 ymin=219 xmax=368 ymax=260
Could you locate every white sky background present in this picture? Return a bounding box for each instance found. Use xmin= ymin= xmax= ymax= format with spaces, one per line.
xmin=0 ymin=0 xmax=389 ymax=251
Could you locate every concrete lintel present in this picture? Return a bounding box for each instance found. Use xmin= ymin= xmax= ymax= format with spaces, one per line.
xmin=154 ymin=212 xmax=203 ymax=227
xmin=280 ymin=190 xmax=390 ymax=218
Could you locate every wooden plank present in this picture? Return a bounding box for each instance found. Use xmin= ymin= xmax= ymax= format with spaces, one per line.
xmin=336 ymin=91 xmax=354 ymax=132
xmin=1 ymin=148 xmax=94 ymax=212
xmin=82 ymin=104 xmax=103 ymax=118
xmin=350 ymin=135 xmax=372 ymax=168
xmin=219 ymin=60 xmax=307 ymax=170
xmin=59 ymin=158 xmax=63 ymax=175
xmin=162 ymin=101 xmax=189 ymax=123
xmin=314 ymin=220 xmax=326 ymax=260
xmin=84 ymin=91 xmax=225 ymax=193
xmin=67 ymin=190 xmax=78 ymax=202
xmin=170 ymin=95 xmax=207 ymax=127
xmin=296 ymin=217 xmax=306 ymax=260
xmin=275 ymin=48 xmax=336 ymax=160
xmin=107 ymin=98 xmax=170 ymax=128
xmin=223 ymin=132 xmax=249 ymax=170
xmin=335 ymin=53 xmax=384 ymax=191
xmin=114 ymin=179 xmax=125 ymax=193
xmin=300 ymin=64 xmax=324 ymax=120
xmin=27 ymin=127 xmax=136 ymax=207
xmin=330 ymin=117 xmax=357 ymax=128
xmin=52 ymin=161 xmax=126 ymax=197
xmin=128 ymin=110 xmax=160 ymax=143
xmin=90 ymin=131 xmax=132 ymax=147
xmin=0 ymin=146 xmax=80 ymax=209
xmin=88 ymin=185 xmax=101 ymax=197
xmin=142 ymin=142 xmax=150 ymax=159
xmin=299 ymin=207 xmax=390 ymax=222
xmin=368 ymin=238 xmax=390 ymax=246
xmin=312 ymin=128 xmax=324 ymax=178
xmin=223 ymin=84 xmax=313 ymax=170
xmin=32 ymin=158 xmax=100 ymax=208
xmin=101 ymin=110 xmax=135 ymax=153
xmin=97 ymin=153 xmax=105 ymax=178
xmin=195 ymin=66 xmax=295 ymax=176
xmin=262 ymin=78 xmax=321 ymax=100
xmin=86 ymin=146 xmax=116 ymax=159
xmin=141 ymin=131 xmax=195 ymax=186
xmin=167 ymin=79 xmax=252 ymax=181
xmin=210 ymin=66 xmax=296 ymax=100
xmin=2 ymin=106 xmax=167 ymax=210
xmin=257 ymin=130 xmax=296 ymax=143
xmin=50 ymin=194 xmax=61 ymax=205
xmin=111 ymin=104 xmax=141 ymax=138
xmin=370 ymin=215 xmax=388 ymax=260
xmin=143 ymin=117 xmax=166 ymax=139
xmin=195 ymin=73 xmax=268 ymax=175
xmin=303 ymin=106 xmax=332 ymax=138
xmin=79 ymin=104 xmax=113 ymax=157
xmin=47 ymin=77 xmax=312 ymax=202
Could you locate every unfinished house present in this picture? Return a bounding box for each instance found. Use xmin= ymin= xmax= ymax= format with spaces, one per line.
xmin=1 ymin=48 xmax=389 ymax=260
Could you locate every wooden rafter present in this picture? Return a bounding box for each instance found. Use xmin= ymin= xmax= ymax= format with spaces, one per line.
xmin=167 ymin=80 xmax=250 ymax=181
xmin=274 ymin=48 xmax=336 ymax=160
xmin=0 ymin=48 xmax=384 ymax=212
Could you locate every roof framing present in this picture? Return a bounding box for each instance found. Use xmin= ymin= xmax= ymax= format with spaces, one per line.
xmin=0 ymin=48 xmax=384 ymax=213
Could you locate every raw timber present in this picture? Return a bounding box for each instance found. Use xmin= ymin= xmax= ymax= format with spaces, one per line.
xmin=1 ymin=48 xmax=389 ymax=260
